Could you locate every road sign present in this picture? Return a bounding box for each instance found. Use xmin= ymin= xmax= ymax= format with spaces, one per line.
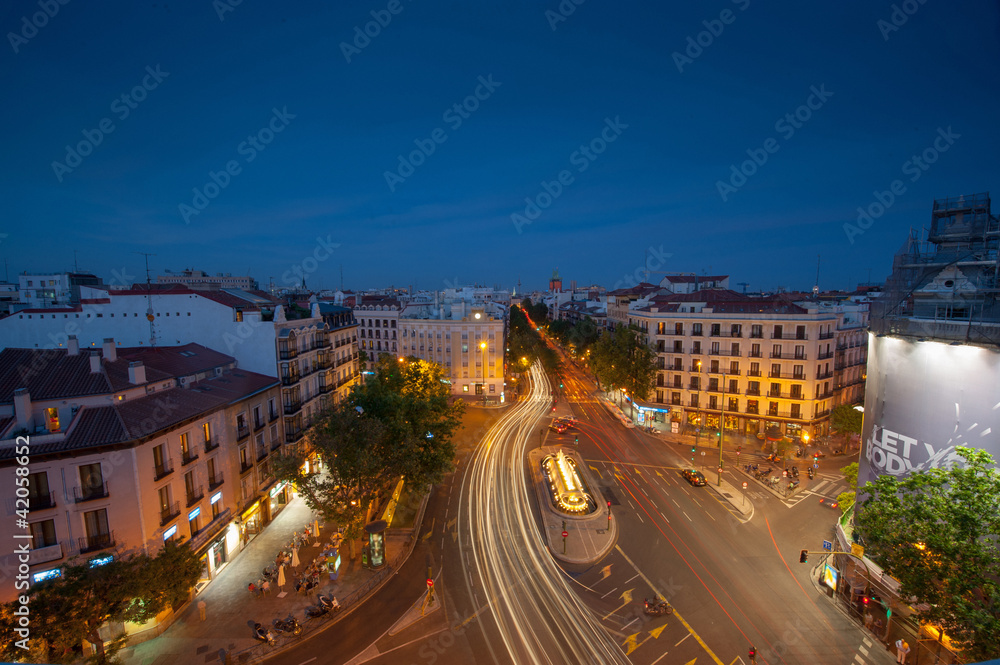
xmin=822 ymin=540 xmax=832 ymax=551
xmin=562 ymin=531 xmax=568 ymax=538
xmin=427 ymin=578 xmax=434 ymax=588
xmin=851 ymin=543 xmax=865 ymax=559
xmin=742 ymin=482 xmax=748 ymax=489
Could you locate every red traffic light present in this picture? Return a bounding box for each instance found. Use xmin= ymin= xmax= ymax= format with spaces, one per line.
xmin=862 ymin=596 xmax=869 ymax=605
xmin=607 ymin=500 xmax=612 ymax=507
xmin=749 ymin=647 xmax=756 ymax=658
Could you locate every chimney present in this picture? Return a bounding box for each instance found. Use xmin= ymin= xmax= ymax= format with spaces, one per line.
xmin=89 ymin=349 xmax=102 ymax=373
xmin=102 ymin=338 xmax=117 ymax=362
xmin=67 ymin=335 xmax=79 ymax=356
xmin=128 ymin=361 xmax=146 ymax=385
xmin=13 ymin=388 xmax=32 ymax=429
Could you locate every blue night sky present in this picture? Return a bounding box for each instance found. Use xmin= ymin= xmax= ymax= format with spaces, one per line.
xmin=2 ymin=1 xmax=999 ymax=293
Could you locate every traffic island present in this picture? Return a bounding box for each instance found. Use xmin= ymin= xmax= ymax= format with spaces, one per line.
xmin=527 ymin=446 xmax=618 ymax=564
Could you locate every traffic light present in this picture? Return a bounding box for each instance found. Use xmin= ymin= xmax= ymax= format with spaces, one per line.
xmin=799 ymin=549 xmax=808 ymax=564
xmin=862 ymin=596 xmax=870 ymax=606
xmin=574 ymin=436 xmax=579 ymax=444
xmin=749 ymin=646 xmax=756 ymax=662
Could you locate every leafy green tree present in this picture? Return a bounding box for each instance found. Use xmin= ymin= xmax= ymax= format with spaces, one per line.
xmin=567 ymin=316 xmax=600 ymax=355
xmin=855 ymin=447 xmax=1000 ymax=661
xmin=590 ymin=325 xmax=656 ymax=415
xmin=0 ymin=542 xmax=200 ymax=664
xmin=547 ymin=319 xmax=572 ymax=344
xmin=831 ymin=404 xmax=864 ymax=434
xmin=836 ymin=461 xmax=859 ymax=514
xmin=275 ymin=406 xmax=399 ymax=559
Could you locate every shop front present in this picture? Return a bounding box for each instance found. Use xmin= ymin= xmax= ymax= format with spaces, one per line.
xmin=240 ymin=499 xmax=263 ymax=546
xmin=632 ymin=401 xmax=671 ymax=432
xmin=268 ymin=480 xmax=291 ymax=519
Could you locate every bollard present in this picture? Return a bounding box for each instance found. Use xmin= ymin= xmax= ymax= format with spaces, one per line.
xmin=198 ymin=600 xmax=206 ymax=621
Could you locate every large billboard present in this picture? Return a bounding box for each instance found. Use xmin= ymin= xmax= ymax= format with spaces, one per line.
xmin=859 ymin=334 xmax=1000 ymax=486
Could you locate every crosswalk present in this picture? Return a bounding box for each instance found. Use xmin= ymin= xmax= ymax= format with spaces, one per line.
xmin=782 ymin=474 xmax=850 ymax=507
xmin=853 ymin=635 xmax=878 ymax=665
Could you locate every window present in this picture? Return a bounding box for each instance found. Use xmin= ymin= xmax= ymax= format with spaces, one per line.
xmin=728 ymin=397 xmax=739 ymax=412
xmin=690 ymin=376 xmax=700 ymax=390
xmin=45 ymin=407 xmax=59 ymax=432
xmin=793 ymin=365 xmax=804 ymax=379
xmin=770 ymin=383 xmax=781 ymax=397
xmin=708 ymin=378 xmax=719 ymax=392
xmin=27 ymin=471 xmax=50 ymax=505
xmin=746 ymin=399 xmax=759 ymax=414
xmin=794 ymin=345 xmax=805 ymax=359
xmin=710 ymin=324 xmax=721 ymax=337
xmin=84 ymin=508 xmax=110 ymax=539
xmin=672 ymin=340 xmax=683 ymax=353
xmin=731 ymin=324 xmax=741 ymax=337
xmin=790 ymin=385 xmax=802 ymax=399
xmin=772 ymin=345 xmax=781 ymax=358
xmin=180 ymin=432 xmax=190 ymax=457
xmin=750 ymin=343 xmax=761 ymax=357
xmin=240 ymin=446 xmax=249 ymax=470
xmin=710 ymin=360 xmax=719 ymax=373
xmin=768 ymin=401 xmax=779 ymax=416
xmin=692 ymin=323 xmax=702 ymax=336
xmin=731 ymin=343 xmax=740 ymax=356
xmin=770 ymin=364 xmax=781 ymax=377
xmin=692 ymin=341 xmax=701 ymax=354
xmin=674 ymin=322 xmax=683 ymax=335
xmin=790 ymin=404 xmax=801 ymax=419
xmin=710 ymin=342 xmax=720 ymax=354
xmin=796 ymin=325 xmax=806 ymax=340
xmin=747 ymin=381 xmax=760 ymax=395
xmin=709 ymin=395 xmax=718 ymax=409
xmin=690 ymin=394 xmax=699 ymax=407
xmin=29 ymin=519 xmax=57 ymax=549
xmin=79 ymin=463 xmax=103 ymax=491
xmin=773 ymin=325 xmax=783 ymax=338
xmin=729 ymin=379 xmax=738 ymax=393
xmin=203 ymin=422 xmax=212 ymax=445
xmin=671 ymin=392 xmax=681 ymax=405
xmin=749 ymin=362 xmax=760 ymax=376
xmin=730 ymin=361 xmax=739 ymax=374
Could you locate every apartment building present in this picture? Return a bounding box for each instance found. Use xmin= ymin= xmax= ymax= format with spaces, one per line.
xmin=15 ymin=272 xmax=104 ymax=310
xmin=629 ymin=290 xmax=868 ymax=439
xmin=354 ymin=296 xmax=401 ymax=364
xmin=156 ymin=269 xmax=257 ymax=291
xmin=0 ymin=338 xmax=282 ymax=606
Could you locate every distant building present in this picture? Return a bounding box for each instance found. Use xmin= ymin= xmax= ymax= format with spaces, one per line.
xmin=0 ymin=339 xmax=283 ymax=607
xmin=16 ymin=272 xmax=104 ymax=310
xmin=628 ymin=289 xmax=868 ymax=438
xmin=157 ymin=269 xmax=257 ymax=291
xmin=549 ymin=269 xmax=562 ymax=293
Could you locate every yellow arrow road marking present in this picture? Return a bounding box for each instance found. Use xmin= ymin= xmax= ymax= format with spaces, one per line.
xmin=600 ymin=564 xmax=613 ymax=580
xmin=602 ymin=588 xmax=634 ymax=620
xmin=589 ymin=464 xmax=603 ymax=479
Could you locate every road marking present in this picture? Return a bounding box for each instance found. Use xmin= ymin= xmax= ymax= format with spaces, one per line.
xmin=704 ymin=511 xmax=715 ymax=521
xmin=636 ymin=513 xmax=644 ymax=523
xmin=624 ymin=573 xmax=640 ymax=585
xmin=675 ymin=632 xmax=692 ymax=647
xmin=854 ymin=655 xmax=865 ymax=664
xmin=614 ymin=545 xmax=723 ymax=665
xmin=651 ymin=655 xmax=669 ymax=665
xmin=860 ymin=645 xmax=869 ymax=656
xmin=297 ymin=659 xmax=318 ymax=665
xmin=601 ymin=586 xmax=619 ymax=599
xmin=683 ymin=511 xmax=692 ymax=521
xmin=863 ymin=637 xmax=872 ymax=647
xmin=672 ymin=499 xmax=680 ymax=508
xmin=622 ymin=617 xmax=639 ymax=630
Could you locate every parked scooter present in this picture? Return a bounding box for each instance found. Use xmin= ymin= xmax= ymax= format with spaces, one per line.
xmin=317 ymin=594 xmax=341 ymax=613
xmin=273 ymin=614 xmax=302 ymax=636
xmin=304 ymin=604 xmax=329 ymax=620
xmin=252 ymin=622 xmax=275 ymax=646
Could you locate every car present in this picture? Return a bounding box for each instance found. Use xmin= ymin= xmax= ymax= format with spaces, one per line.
xmin=682 ymin=469 xmax=707 ymax=486
xmin=554 ymin=417 xmax=578 ymax=429
xmin=549 ymin=421 xmax=568 ymax=434
xmin=819 ymin=498 xmax=840 ymax=510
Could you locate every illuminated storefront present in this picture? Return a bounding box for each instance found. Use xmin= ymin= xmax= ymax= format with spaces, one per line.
xmin=268 ymin=481 xmax=291 ymax=519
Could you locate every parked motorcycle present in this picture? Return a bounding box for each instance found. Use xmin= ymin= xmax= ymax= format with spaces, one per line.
xmin=317 ymin=594 xmax=341 ymax=613
xmin=273 ymin=614 xmax=302 ymax=636
xmin=643 ymin=598 xmax=673 ymax=616
xmin=252 ymin=622 xmax=275 ymax=646
xmin=807 ymin=467 xmax=815 ymax=479
xmin=304 ymin=604 xmax=329 ymax=619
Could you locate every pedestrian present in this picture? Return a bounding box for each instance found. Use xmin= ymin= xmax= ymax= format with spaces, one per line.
xmin=864 ymin=612 xmax=873 ymax=631
xmin=874 ymin=618 xmax=884 ymax=639
xmin=248 ymin=582 xmax=257 ymax=598
xmin=895 ymin=640 xmax=910 ymax=664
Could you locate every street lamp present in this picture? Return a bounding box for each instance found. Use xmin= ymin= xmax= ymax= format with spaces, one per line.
xmin=480 ymin=341 xmax=488 ymax=402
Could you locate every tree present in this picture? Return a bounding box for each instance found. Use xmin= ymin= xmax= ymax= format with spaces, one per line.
xmin=836 ymin=461 xmax=859 ymax=515
xmin=567 ymin=316 xmax=600 ymax=355
xmin=589 ymin=325 xmax=656 ymax=416
xmin=855 ymin=447 xmax=1000 ymax=661
xmin=831 ymin=404 xmax=863 ymax=434
xmin=547 ymin=319 xmax=572 ymax=344
xmin=0 ymin=542 xmax=201 ymax=664
xmin=274 ymin=405 xmax=400 ymax=558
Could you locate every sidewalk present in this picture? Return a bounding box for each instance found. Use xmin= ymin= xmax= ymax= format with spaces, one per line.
xmin=119 ymin=493 xmax=412 ymax=665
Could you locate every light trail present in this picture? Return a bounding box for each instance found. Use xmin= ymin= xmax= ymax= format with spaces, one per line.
xmin=456 ymin=363 xmax=631 ymax=665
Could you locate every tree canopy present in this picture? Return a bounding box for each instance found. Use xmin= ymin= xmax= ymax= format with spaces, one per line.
xmin=855 ymin=447 xmax=1000 ymax=661
xmin=589 ymin=324 xmax=656 ymax=407
xmin=275 ymin=355 xmax=463 ymax=555
xmin=0 ymin=541 xmax=201 ymax=664
xmin=831 ymin=404 xmax=864 ymax=434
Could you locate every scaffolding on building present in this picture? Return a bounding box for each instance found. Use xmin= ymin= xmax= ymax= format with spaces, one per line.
xmin=870 ymin=192 xmax=1000 ymax=347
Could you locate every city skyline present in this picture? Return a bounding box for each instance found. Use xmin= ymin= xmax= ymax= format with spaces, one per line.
xmin=3 ymin=2 xmax=999 ymax=291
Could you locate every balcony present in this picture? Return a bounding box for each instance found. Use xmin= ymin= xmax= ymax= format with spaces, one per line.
xmin=772 ymin=333 xmax=808 ymax=340
xmin=691 ymin=331 xmax=703 ymax=337
xmin=816 ymin=370 xmax=834 ymax=380
xmin=819 ymin=331 xmax=835 ymax=340
xmin=688 ymin=382 xmax=700 ymax=390
xmin=747 ymin=351 xmax=762 ymax=358
xmin=817 ymin=351 xmax=834 ymax=360
xmin=79 ymin=531 xmax=115 ymax=554
xmin=793 ymin=354 xmax=807 ymax=361
xmin=792 ymin=373 xmax=805 ymax=380
xmin=240 ymin=459 xmax=253 ymax=474
xmin=236 ymin=425 xmax=250 ymax=441
xmin=815 ymin=408 xmax=831 ymax=418
xmin=817 ymin=390 xmax=834 ymax=400
xmin=300 ymin=364 xmax=316 ymax=378
xmin=74 ymin=482 xmax=109 ymax=503
xmin=768 ymin=371 xmax=783 ymax=378
xmin=281 ymin=372 xmax=301 ymax=386
xmin=747 ymin=370 xmax=761 ymax=377
xmin=317 ymin=356 xmax=332 ymax=369
xmin=28 ymin=542 xmax=63 ymax=566
xmin=315 ymin=337 xmax=330 ymax=349
xmin=204 ymin=437 xmax=219 ymax=453
xmin=746 ymin=407 xmax=759 ymax=415
xmin=746 ymin=388 xmax=761 ymax=396
xmin=254 ymin=418 xmax=265 ymax=432
xmin=256 ymin=447 xmax=268 ymax=462
xmin=186 ymin=486 xmax=204 ymax=507
xmin=269 ymin=409 xmax=280 ymax=423
xmin=208 ymin=472 xmax=224 ymax=491
xmin=279 ymin=347 xmax=299 ymax=360
xmin=181 ymin=449 xmax=199 ymax=466
xmin=319 ymin=382 xmax=331 ymax=394
xmin=154 ymin=460 xmax=174 ymax=481
xmin=749 ymin=331 xmax=764 ymax=339
xmin=160 ymin=501 xmax=181 ymax=526
xmin=689 ymin=347 xmax=703 ymax=355
xmin=285 ymin=428 xmax=304 ymax=445
xmin=28 ymin=492 xmax=56 ymax=512
xmin=284 ymin=400 xmax=302 ymax=415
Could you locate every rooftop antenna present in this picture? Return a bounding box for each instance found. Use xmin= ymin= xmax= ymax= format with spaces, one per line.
xmin=73 ymin=250 xmax=79 ymax=273
xmin=814 ymin=254 xmax=821 ymax=296
xmin=134 ymin=251 xmax=157 ymax=348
